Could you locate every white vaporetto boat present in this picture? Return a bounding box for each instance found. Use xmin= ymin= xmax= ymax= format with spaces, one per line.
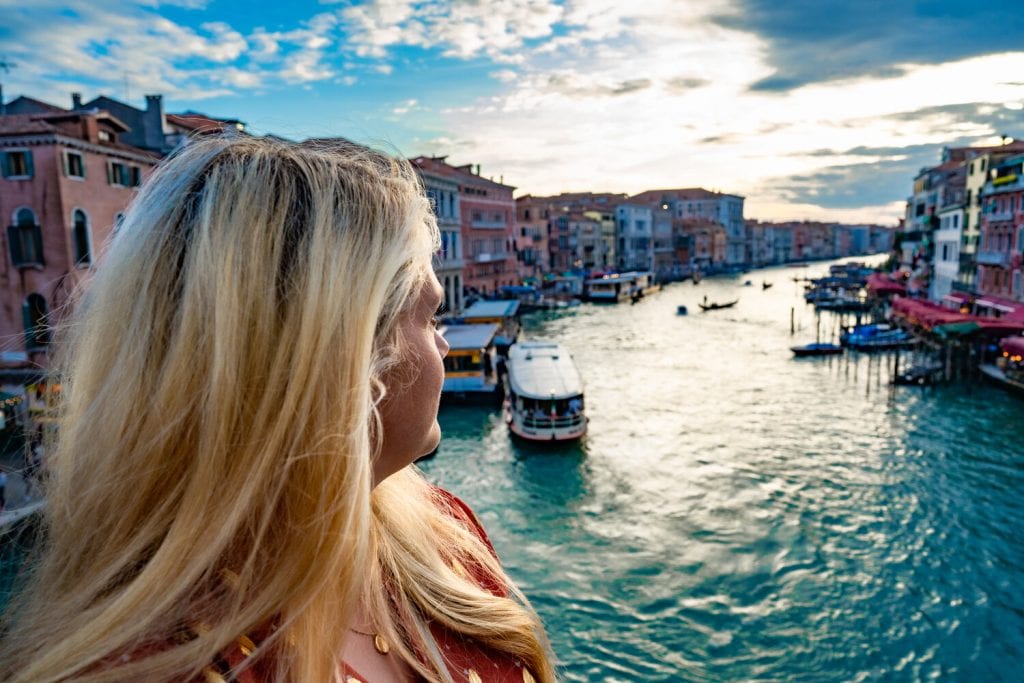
xmin=504 ymin=340 xmax=587 ymax=442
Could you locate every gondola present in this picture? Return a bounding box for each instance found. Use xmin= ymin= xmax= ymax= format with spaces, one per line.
xmin=698 ymin=299 xmax=738 ymax=311
xmin=762 ymin=282 xmax=773 ymax=290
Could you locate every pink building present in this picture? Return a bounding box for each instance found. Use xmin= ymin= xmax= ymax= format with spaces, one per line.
xmin=977 ymin=153 xmax=1024 ymax=300
xmin=0 ymin=110 xmax=158 ymax=367
xmin=412 ymin=157 xmax=516 ymax=296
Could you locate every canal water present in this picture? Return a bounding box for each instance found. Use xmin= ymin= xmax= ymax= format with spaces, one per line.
xmin=421 ymin=257 xmax=1024 ymax=682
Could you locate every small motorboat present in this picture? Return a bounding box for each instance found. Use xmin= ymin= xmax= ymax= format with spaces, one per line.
xmin=698 ymin=298 xmax=738 ymax=311
xmin=791 ymin=342 xmax=843 ymax=357
xmin=762 ymin=281 xmax=773 ymax=290
xmin=743 ymin=280 xmax=753 ymax=286
xmin=676 ymin=305 xmax=688 ymax=315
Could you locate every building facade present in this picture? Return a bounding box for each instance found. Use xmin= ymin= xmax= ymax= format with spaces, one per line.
xmin=977 ymin=153 xmax=1024 ymax=300
xmin=0 ymin=110 xmax=158 ymax=364
xmin=417 ymin=167 xmax=464 ymax=315
xmin=615 ymin=204 xmax=653 ymax=271
xmin=412 ymin=157 xmax=516 ymax=297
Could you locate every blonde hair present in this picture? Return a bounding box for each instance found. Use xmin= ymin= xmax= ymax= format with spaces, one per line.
xmin=0 ymin=137 xmax=555 ymax=682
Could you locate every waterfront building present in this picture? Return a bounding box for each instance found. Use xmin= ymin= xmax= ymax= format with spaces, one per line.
xmin=931 ymin=172 xmax=967 ymax=301
xmin=411 ymin=157 xmax=516 ymax=297
xmin=416 ymin=166 xmax=464 ymax=315
xmin=514 ymin=195 xmax=553 ymax=282
xmin=952 ymin=140 xmax=1024 ymax=290
xmin=570 ymin=212 xmax=610 ymax=272
xmin=582 ymin=208 xmax=617 ymax=273
xmin=615 ymin=203 xmax=653 ymax=271
xmin=977 ymin=153 xmax=1024 ymax=301
xmin=631 ymin=188 xmax=746 ymax=266
xmin=746 ymin=221 xmax=773 ymax=266
xmin=674 ymin=218 xmax=725 ymax=269
xmin=0 ymin=109 xmax=159 ymax=368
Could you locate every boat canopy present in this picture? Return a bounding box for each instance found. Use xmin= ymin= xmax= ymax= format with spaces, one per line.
xmin=462 ymin=300 xmax=520 ymax=319
xmin=1000 ymin=335 xmax=1024 ymax=357
xmin=507 ymin=340 xmax=583 ymax=399
xmin=442 ymin=323 xmax=499 ymax=351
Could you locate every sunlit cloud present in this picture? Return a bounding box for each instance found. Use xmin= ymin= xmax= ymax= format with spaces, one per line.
xmin=4 ymin=0 xmax=1022 ymax=223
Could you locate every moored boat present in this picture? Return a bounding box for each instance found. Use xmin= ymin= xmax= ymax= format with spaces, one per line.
xmin=460 ymin=300 xmax=521 ymax=355
xmin=504 ymin=340 xmax=587 ymax=442
xmin=441 ymin=323 xmax=501 ymax=402
xmin=584 ymin=271 xmax=658 ymax=303
xmin=791 ymin=342 xmax=843 ymax=357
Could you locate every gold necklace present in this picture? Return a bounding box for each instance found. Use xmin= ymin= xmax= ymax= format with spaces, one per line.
xmin=349 ymin=627 xmax=390 ymax=655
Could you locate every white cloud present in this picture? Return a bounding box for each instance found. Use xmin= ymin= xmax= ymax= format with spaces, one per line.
xmin=392 ymin=98 xmax=418 ymax=115
xmin=340 ymin=0 xmax=563 ymax=62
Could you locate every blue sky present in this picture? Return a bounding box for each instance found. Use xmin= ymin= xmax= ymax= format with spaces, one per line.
xmin=2 ymin=0 xmax=1023 ymax=223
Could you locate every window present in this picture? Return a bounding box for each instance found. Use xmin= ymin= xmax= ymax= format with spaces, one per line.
xmin=22 ymin=293 xmax=50 ymax=350
xmin=108 ymin=161 xmax=142 ymax=187
xmin=73 ymin=209 xmax=91 ymax=266
xmin=98 ymin=130 xmax=112 ymax=142
xmin=2 ymin=150 xmax=33 ymax=178
xmin=8 ymin=208 xmax=44 ymax=268
xmin=63 ymin=150 xmax=86 ymax=179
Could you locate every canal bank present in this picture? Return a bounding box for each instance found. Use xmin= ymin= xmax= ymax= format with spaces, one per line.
xmin=423 ymin=257 xmax=1024 ymax=682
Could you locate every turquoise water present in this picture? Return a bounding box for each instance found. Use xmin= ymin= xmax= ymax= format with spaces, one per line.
xmin=421 ymin=258 xmax=1024 ymax=682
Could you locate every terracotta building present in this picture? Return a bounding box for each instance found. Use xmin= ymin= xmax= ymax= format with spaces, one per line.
xmin=412 ymin=157 xmax=516 ymax=296
xmin=0 ymin=109 xmax=159 ymax=367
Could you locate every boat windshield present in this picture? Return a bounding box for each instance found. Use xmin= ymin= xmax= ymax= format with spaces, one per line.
xmin=516 ymin=394 xmax=584 ymax=417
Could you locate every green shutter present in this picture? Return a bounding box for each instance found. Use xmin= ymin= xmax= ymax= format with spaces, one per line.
xmin=24 ymin=151 xmax=34 ymax=178
xmin=106 ymin=161 xmax=114 ymax=185
xmin=21 ymin=300 xmax=33 ymax=350
xmin=0 ymin=152 xmax=9 ymax=178
xmin=81 ymin=154 xmax=87 ymax=180
xmin=62 ymin=151 xmax=70 ymax=177
xmin=31 ymin=224 xmax=44 ymax=267
xmin=7 ymin=225 xmax=23 ymax=266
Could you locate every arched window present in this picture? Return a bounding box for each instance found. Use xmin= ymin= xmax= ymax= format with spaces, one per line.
xmin=72 ymin=208 xmax=91 ymax=266
xmin=22 ymin=293 xmax=50 ymax=350
xmin=8 ymin=207 xmax=44 ymax=268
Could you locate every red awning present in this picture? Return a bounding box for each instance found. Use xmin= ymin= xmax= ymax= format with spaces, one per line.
xmin=975 ymin=295 xmax=1024 ymax=320
xmin=942 ymin=292 xmax=972 ymax=305
xmin=891 ymin=296 xmax=976 ymax=329
xmin=999 ymin=335 xmax=1024 ymax=356
xmin=867 ymin=272 xmax=907 ymax=296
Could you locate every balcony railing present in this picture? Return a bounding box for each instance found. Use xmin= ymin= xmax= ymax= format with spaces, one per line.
xmin=474 ymin=251 xmax=509 ymax=263
xmin=434 ymin=256 xmax=465 ymax=270
xmin=976 ymin=250 xmax=1010 ymax=267
xmin=470 ymin=219 xmax=508 ymax=229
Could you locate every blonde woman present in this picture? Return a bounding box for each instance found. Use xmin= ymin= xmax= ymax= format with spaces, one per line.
xmin=0 ymin=137 xmax=555 ymax=682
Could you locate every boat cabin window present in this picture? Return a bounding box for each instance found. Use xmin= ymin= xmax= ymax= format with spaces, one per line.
xmin=518 ymin=395 xmax=584 ymax=417
xmin=444 ymin=354 xmax=481 ymax=372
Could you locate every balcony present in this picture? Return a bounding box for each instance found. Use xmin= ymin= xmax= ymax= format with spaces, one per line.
xmin=433 ymin=255 xmax=464 ymax=271
xmin=474 ymin=251 xmax=509 ymax=263
xmin=986 ymin=174 xmax=1024 ymax=195
xmin=976 ymin=250 xmax=1010 ymax=267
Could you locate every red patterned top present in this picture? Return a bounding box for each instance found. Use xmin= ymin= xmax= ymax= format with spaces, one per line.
xmin=199 ymin=488 xmax=537 ymax=683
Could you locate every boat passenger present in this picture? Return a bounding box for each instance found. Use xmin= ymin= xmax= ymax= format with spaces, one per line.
xmin=0 ymin=137 xmax=555 ymax=683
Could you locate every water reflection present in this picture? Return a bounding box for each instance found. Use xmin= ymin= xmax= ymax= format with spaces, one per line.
xmin=422 ymin=257 xmax=1024 ymax=682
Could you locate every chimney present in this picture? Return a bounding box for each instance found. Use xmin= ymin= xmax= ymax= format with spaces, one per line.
xmin=72 ymin=92 xmax=82 ymax=110
xmin=143 ymin=94 xmax=167 ymax=152
xmin=475 ymin=164 xmax=480 ymax=175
